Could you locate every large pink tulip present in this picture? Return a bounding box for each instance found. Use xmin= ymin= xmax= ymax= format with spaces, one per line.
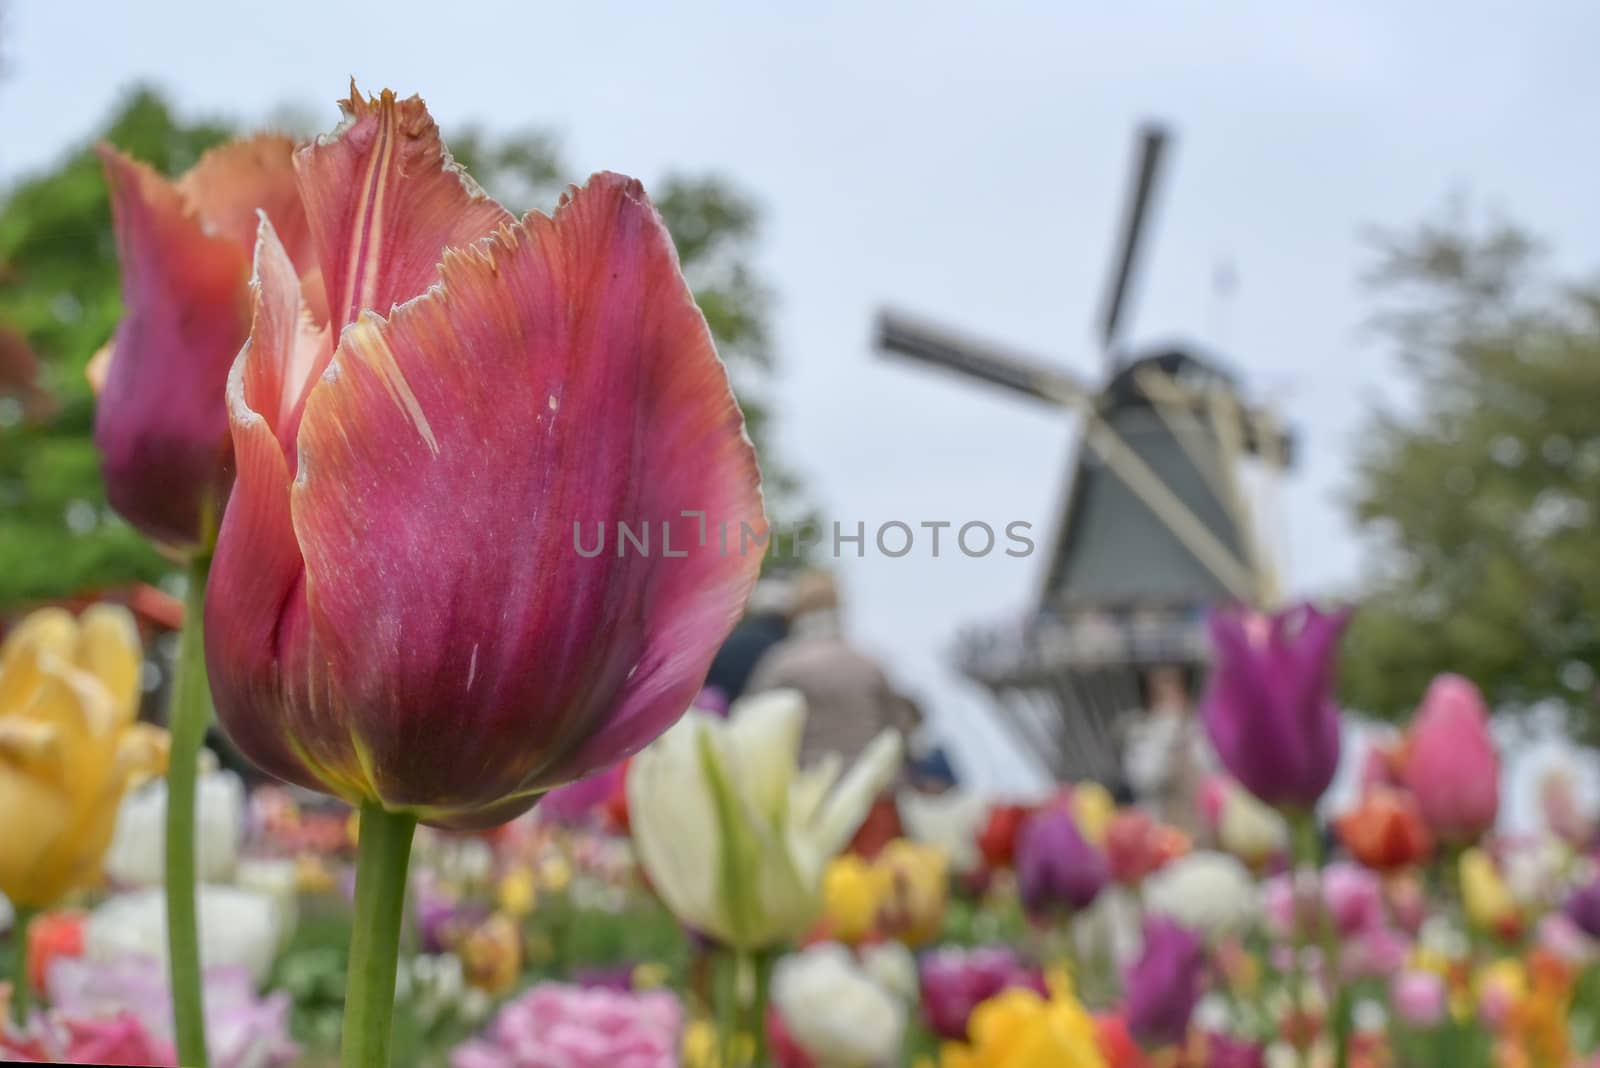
xmin=205 ymin=88 xmax=764 ymax=829
xmin=1401 ymin=674 xmax=1500 ymax=843
xmin=96 ymin=135 xmax=315 ymax=548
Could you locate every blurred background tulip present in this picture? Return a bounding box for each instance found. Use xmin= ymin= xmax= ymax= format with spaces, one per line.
xmin=95 ymin=136 xmax=310 ymax=549
xmin=1143 ymin=853 xmax=1258 ymax=940
xmin=1215 ymin=783 xmax=1288 ymax=869
xmin=918 ymin=946 xmax=1048 ymax=1041
xmin=628 ymin=690 xmax=900 ymax=950
xmin=103 ymin=753 xmax=244 ymax=888
xmin=450 ymin=982 xmax=680 ymax=1068
xmin=1565 ymin=874 xmax=1600 ymax=940
xmin=770 ymin=942 xmax=905 ymax=1068
xmin=0 ymin=605 xmax=167 ymax=911
xmin=1402 ymin=674 xmax=1501 ymax=844
xmin=1122 ymin=917 xmax=1206 ymax=1049
xmin=1201 ymin=604 xmax=1350 ymax=812
xmin=1015 ymin=806 xmax=1109 ymax=917
xmin=1335 ymin=786 xmax=1433 ymax=872
xmin=1460 ymin=848 xmax=1521 ymax=939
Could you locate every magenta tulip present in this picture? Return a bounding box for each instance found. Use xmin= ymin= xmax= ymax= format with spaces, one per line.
xmin=1566 ymin=874 xmax=1600 ymax=939
xmin=1402 ymin=674 xmax=1500 ymax=843
xmin=1014 ymin=806 xmax=1108 ymax=916
xmin=204 ymin=88 xmax=764 ymax=829
xmin=917 ymin=947 xmax=1047 ymax=1040
xmin=96 ymin=135 xmax=314 ymax=548
xmin=1123 ymin=917 xmax=1207 ymax=1047
xmin=1202 ymin=603 xmax=1350 ymax=811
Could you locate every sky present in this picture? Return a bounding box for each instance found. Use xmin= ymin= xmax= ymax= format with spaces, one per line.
xmin=4 ymin=1 xmax=1600 ymax=820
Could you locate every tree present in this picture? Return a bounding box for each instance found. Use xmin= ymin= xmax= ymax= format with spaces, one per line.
xmin=1341 ymin=209 xmax=1600 ymax=743
xmin=0 ymin=88 xmax=797 ymax=609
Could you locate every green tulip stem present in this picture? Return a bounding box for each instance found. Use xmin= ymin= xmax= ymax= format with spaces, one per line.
xmin=9 ymin=904 xmax=35 ymax=1025
xmin=746 ymin=951 xmax=774 ymax=1068
xmin=165 ymin=556 xmax=213 ymax=1068
xmin=342 ymin=802 xmax=417 ymax=1068
xmin=1289 ymin=810 xmax=1349 ymax=1068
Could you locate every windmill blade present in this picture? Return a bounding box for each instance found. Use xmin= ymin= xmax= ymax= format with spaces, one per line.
xmin=876 ymin=308 xmax=1094 ymax=409
xmin=1097 ymin=123 xmax=1171 ymax=358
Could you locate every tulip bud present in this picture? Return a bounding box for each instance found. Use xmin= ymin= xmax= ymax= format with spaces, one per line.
xmin=1015 ymin=806 xmax=1108 ymax=916
xmin=95 ymin=136 xmax=312 ymax=549
xmin=1389 ymin=970 xmax=1446 ymax=1028
xmin=1201 ymin=604 xmax=1350 ymax=812
xmin=1565 ymin=874 xmax=1600 ymax=940
xmin=1402 ymin=674 xmax=1500 ymax=843
xmin=1123 ymin=917 xmax=1207 ymax=1047
xmin=1335 ymin=786 xmax=1433 ymax=872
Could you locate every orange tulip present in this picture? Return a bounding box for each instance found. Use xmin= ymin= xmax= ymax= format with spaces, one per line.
xmin=1336 ymin=787 xmax=1433 ymax=872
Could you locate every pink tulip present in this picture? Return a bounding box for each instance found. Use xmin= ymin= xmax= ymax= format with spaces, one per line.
xmin=96 ymin=136 xmax=313 ymax=548
xmin=1402 ymin=674 xmax=1500 ymax=843
xmin=1390 ymin=970 xmax=1445 ymax=1028
xmin=204 ymin=88 xmax=764 ymax=828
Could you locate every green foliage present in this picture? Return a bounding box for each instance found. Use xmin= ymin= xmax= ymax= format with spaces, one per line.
xmin=0 ymin=88 xmax=797 ymax=610
xmin=1341 ymin=209 xmax=1600 ymax=741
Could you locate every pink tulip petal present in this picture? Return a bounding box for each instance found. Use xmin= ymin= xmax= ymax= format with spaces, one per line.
xmin=179 ymin=134 xmax=316 ymax=279
xmin=294 ymin=84 xmax=514 ymax=332
xmin=206 ymin=220 xmax=341 ymax=796
xmin=288 ymin=172 xmax=763 ymax=824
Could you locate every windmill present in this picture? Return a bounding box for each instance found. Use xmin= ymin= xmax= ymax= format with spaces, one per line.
xmin=875 ymin=124 xmax=1293 ymax=783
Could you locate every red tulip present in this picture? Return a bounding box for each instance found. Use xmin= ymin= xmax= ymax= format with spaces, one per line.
xmin=976 ymin=803 xmax=1032 ymax=870
xmin=1400 ymin=674 xmax=1500 ymax=843
xmin=1335 ymin=786 xmax=1433 ymax=872
xmin=1104 ymin=809 xmax=1187 ymax=887
xmin=96 ymin=135 xmax=314 ymax=548
xmin=205 ymin=88 xmax=764 ymax=829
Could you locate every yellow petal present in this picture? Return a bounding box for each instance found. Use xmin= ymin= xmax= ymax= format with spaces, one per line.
xmin=74 ymin=604 xmax=144 ymax=722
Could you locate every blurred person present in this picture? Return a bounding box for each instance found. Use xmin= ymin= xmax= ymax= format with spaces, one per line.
xmin=1120 ymin=664 xmax=1212 ymax=836
xmin=702 ymin=575 xmax=794 ymax=704
xmin=747 ymin=570 xmax=919 ymax=766
xmin=747 ymin=571 xmax=918 ymax=855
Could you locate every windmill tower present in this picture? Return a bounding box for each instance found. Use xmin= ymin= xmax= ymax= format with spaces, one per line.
xmin=875 ymin=125 xmax=1293 ymax=783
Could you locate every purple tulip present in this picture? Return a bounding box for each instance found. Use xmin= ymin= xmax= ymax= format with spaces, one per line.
xmin=1565 ymin=874 xmax=1600 ymax=939
xmin=1202 ymin=603 xmax=1351 ymax=811
xmin=539 ymin=763 xmax=625 ymax=827
xmin=1123 ymin=917 xmax=1207 ymax=1047
xmin=1202 ymin=1033 xmax=1267 ymax=1068
xmin=918 ymin=946 xmax=1047 ymax=1040
xmin=1015 ymin=806 xmax=1108 ymax=916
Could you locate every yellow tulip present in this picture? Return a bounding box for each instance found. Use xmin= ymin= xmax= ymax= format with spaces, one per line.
xmin=459 ymin=912 xmax=522 ymax=995
xmin=824 ymin=854 xmax=891 ymax=944
xmin=496 ymin=867 xmax=537 ymax=919
xmin=877 ymin=839 xmax=948 ymax=946
xmin=1460 ymin=848 xmax=1519 ymax=935
xmin=1070 ymin=783 xmax=1116 ymax=847
xmin=940 ymin=970 xmax=1107 ymax=1068
xmin=0 ymin=605 xmax=167 ymax=908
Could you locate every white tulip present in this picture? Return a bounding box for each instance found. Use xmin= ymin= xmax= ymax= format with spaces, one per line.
xmin=896 ymin=789 xmax=987 ymax=875
xmin=86 ymin=885 xmax=286 ymax=985
xmin=235 ymin=857 xmax=299 ymax=940
xmin=772 ymin=942 xmax=905 ymax=1067
xmin=858 ymin=941 xmax=918 ymax=1003
xmin=1217 ymin=784 xmax=1288 ymax=866
xmin=1143 ymin=851 xmax=1259 ymax=938
xmin=104 ymin=755 xmax=243 ymax=887
xmin=628 ymin=689 xmax=901 ymax=950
